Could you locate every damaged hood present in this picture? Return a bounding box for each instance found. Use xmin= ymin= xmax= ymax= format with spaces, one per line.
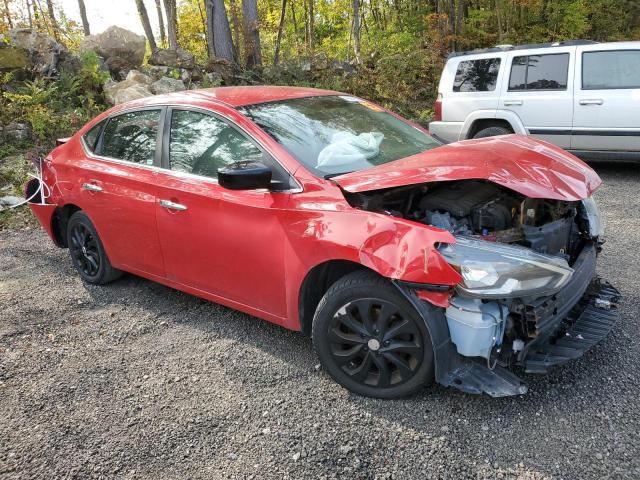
xmin=332 ymin=135 xmax=601 ymax=201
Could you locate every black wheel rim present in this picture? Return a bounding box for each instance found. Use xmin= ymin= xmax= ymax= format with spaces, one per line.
xmin=69 ymin=224 xmax=101 ymax=277
xmin=328 ymin=298 xmax=424 ymax=388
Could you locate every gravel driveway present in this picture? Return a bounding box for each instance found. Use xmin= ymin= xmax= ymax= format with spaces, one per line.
xmin=1 ymin=163 xmax=639 ymax=480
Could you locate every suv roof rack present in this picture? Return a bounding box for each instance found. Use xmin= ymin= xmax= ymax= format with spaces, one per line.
xmin=447 ymin=40 xmax=598 ymax=59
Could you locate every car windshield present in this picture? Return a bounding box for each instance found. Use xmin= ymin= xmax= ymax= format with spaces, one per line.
xmin=239 ymin=95 xmax=440 ymax=177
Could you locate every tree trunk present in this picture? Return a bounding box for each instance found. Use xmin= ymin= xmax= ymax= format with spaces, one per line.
xmin=273 ymin=0 xmax=287 ymax=64
xmin=352 ymin=0 xmax=361 ymax=63
xmin=155 ymin=0 xmax=166 ymax=46
xmin=77 ymin=0 xmax=90 ymax=35
xmin=163 ymin=0 xmax=178 ymax=50
xmin=4 ymin=0 xmax=13 ymax=28
xmin=242 ymin=0 xmax=262 ymax=67
xmin=307 ymin=0 xmax=314 ymax=50
xmin=229 ymin=0 xmax=242 ymax=61
xmin=46 ymin=0 xmax=60 ymax=40
xmin=136 ymin=0 xmax=158 ymax=51
xmin=26 ymin=0 xmax=33 ymax=28
xmin=205 ymin=0 xmax=236 ymax=63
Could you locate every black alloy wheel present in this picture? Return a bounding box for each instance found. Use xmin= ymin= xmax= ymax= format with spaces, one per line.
xmin=328 ymin=298 xmax=423 ymax=388
xmin=66 ymin=211 xmax=122 ymax=285
xmin=313 ymin=271 xmax=434 ymax=398
xmin=69 ymin=223 xmax=100 ymax=277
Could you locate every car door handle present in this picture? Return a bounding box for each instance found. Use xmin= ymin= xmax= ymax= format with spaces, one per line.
xmin=503 ymin=100 xmax=523 ymax=106
xmin=159 ymin=199 xmax=188 ymax=211
xmin=579 ymin=99 xmax=603 ymax=105
xmin=81 ymin=183 xmax=102 ymax=192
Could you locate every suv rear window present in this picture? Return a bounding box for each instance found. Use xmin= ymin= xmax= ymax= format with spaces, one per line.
xmin=453 ymin=58 xmax=501 ymax=92
xmin=582 ymin=50 xmax=640 ymax=89
xmin=509 ymin=53 xmax=569 ymax=90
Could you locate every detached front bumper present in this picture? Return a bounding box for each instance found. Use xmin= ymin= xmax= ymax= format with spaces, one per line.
xmin=402 ymin=242 xmax=621 ymax=397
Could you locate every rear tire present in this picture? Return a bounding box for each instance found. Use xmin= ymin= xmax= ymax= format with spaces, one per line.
xmin=66 ymin=211 xmax=122 ymax=285
xmin=473 ymin=125 xmax=512 ymax=138
xmin=312 ymin=271 xmax=434 ymax=399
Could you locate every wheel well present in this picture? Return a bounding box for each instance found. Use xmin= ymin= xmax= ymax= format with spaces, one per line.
xmin=51 ymin=204 xmax=82 ymax=247
xmin=298 ymin=260 xmax=371 ymax=336
xmin=467 ymin=119 xmax=514 ymax=139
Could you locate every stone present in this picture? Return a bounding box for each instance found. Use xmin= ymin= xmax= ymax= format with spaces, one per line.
xmin=149 ymin=48 xmax=196 ymax=69
xmin=7 ymin=29 xmax=77 ymax=76
xmin=103 ymin=79 xmax=152 ymax=105
xmin=2 ymin=122 xmax=31 ymax=141
xmin=80 ymin=26 xmax=146 ymax=71
xmin=0 ymin=195 xmax=23 ymax=207
xmin=126 ymin=70 xmax=152 ymax=85
xmin=147 ymin=66 xmax=170 ymax=81
xmin=203 ymin=58 xmax=235 ymax=85
xmin=0 ymin=45 xmax=29 ymax=70
xmin=151 ymin=77 xmax=186 ymax=95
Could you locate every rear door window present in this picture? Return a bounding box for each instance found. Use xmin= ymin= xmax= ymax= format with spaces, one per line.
xmin=509 ymin=53 xmax=569 ymax=90
xmin=453 ymin=58 xmax=501 ymax=92
xmin=582 ymin=50 xmax=640 ymax=89
xmin=83 ymin=121 xmax=105 ymax=153
xmin=99 ymin=110 xmax=161 ymax=165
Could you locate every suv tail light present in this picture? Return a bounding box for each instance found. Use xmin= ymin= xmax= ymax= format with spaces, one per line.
xmin=434 ymin=94 xmax=443 ymax=122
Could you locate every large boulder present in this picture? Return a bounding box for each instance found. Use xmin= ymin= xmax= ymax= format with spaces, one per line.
xmin=81 ymin=26 xmax=146 ymax=74
xmin=7 ymin=29 xmax=77 ymax=75
xmin=149 ymin=48 xmax=196 ymax=69
xmin=103 ymin=70 xmax=153 ymax=105
xmin=151 ymin=77 xmax=186 ymax=95
xmin=0 ymin=45 xmax=29 ymax=70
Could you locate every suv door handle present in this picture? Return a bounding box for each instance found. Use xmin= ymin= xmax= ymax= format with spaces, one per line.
xmin=81 ymin=183 xmax=102 ymax=192
xmin=503 ymin=100 xmax=523 ymax=106
xmin=579 ymin=99 xmax=603 ymax=105
xmin=160 ymin=199 xmax=187 ymax=211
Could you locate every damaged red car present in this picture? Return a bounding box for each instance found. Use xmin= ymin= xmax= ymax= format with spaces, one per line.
xmin=27 ymin=86 xmax=620 ymax=398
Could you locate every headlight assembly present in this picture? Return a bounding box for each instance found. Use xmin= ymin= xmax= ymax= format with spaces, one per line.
xmin=438 ymin=236 xmax=574 ymax=298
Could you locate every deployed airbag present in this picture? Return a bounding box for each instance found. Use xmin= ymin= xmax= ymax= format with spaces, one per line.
xmin=317 ymin=132 xmax=384 ymax=168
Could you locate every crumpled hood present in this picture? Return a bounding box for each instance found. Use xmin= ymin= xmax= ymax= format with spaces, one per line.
xmin=333 ymin=135 xmax=601 ymax=201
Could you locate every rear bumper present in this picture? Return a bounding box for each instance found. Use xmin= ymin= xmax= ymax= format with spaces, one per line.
xmin=428 ymin=121 xmax=463 ymax=143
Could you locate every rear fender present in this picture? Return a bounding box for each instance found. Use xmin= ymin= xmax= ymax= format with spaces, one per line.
xmin=460 ymin=110 xmax=526 ymax=139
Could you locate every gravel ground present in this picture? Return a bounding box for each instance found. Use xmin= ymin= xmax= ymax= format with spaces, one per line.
xmin=1 ymin=163 xmax=639 ymax=480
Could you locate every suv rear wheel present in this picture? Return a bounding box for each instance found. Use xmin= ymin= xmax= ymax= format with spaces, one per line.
xmin=312 ymin=271 xmax=434 ymax=398
xmin=473 ymin=125 xmax=513 ymax=138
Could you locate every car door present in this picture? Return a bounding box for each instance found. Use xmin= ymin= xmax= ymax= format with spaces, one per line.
xmin=500 ymin=48 xmax=575 ymax=148
xmin=572 ymin=45 xmax=640 ymax=153
xmin=154 ymin=106 xmax=294 ymax=319
xmin=76 ymin=108 xmax=165 ymax=277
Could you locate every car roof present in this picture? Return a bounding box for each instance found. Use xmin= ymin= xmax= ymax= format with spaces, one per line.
xmin=121 ymin=85 xmax=344 ymax=110
xmin=447 ymin=39 xmax=598 ymax=59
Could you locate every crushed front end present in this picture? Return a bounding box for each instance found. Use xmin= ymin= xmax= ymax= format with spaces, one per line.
xmin=347 ymin=180 xmax=621 ymax=397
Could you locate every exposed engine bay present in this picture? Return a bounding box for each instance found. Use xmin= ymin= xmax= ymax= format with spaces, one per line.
xmin=344 ymin=179 xmax=612 ymax=384
xmin=345 ymin=179 xmax=588 ymax=263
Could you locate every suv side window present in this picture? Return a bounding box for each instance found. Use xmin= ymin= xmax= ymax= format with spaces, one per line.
xmin=453 ymin=58 xmax=501 ymax=92
xmin=99 ymin=110 xmax=161 ymax=165
xmin=582 ymin=50 xmax=640 ymax=89
xmin=509 ymin=53 xmax=569 ymax=91
xmin=168 ymin=109 xmax=293 ymax=190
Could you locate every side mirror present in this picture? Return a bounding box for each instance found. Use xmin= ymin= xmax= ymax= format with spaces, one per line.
xmin=218 ymin=161 xmax=273 ymax=190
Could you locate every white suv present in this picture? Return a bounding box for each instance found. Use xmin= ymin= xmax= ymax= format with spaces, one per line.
xmin=429 ymin=40 xmax=640 ymax=161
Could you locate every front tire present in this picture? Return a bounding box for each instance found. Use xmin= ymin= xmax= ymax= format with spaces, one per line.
xmin=67 ymin=211 xmax=122 ymax=285
xmin=312 ymin=271 xmax=434 ymax=399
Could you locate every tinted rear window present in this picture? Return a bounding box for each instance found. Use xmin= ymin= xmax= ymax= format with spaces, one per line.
xmin=583 ymin=50 xmax=640 ymax=89
xmin=453 ymin=58 xmax=501 ymax=92
xmin=99 ymin=110 xmax=161 ymax=165
xmin=83 ymin=121 xmax=104 ymax=152
xmin=509 ymin=53 xmax=569 ymax=90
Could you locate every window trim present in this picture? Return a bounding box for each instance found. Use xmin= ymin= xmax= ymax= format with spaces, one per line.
xmin=452 ymin=57 xmax=502 ymax=93
xmin=82 ymin=120 xmax=107 ymax=153
xmin=581 ymin=49 xmax=640 ymax=91
xmin=508 ymin=52 xmax=570 ymax=92
xmin=160 ymin=105 xmax=301 ymax=192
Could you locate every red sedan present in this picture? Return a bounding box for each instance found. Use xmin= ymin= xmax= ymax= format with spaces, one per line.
xmin=27 ymin=86 xmax=619 ymax=398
